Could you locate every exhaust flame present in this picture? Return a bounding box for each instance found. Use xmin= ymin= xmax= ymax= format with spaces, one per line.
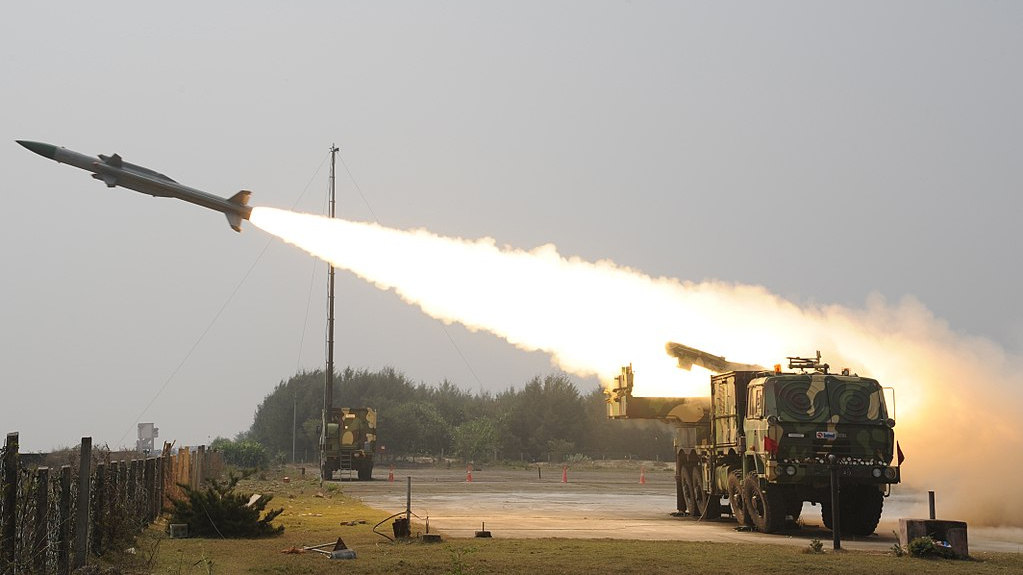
xmin=250 ymin=206 xmax=1023 ymax=526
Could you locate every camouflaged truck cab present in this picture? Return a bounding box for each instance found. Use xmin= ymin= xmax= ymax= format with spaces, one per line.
xmin=714 ymin=367 xmax=899 ymax=535
xmin=608 ymin=352 xmax=900 ymax=536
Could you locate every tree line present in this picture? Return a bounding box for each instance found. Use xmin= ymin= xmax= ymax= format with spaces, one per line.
xmin=240 ymin=367 xmax=675 ymax=464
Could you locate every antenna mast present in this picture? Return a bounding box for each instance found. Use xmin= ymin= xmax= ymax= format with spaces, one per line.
xmin=326 ymin=145 xmax=338 ymax=410
xmin=321 ymin=144 xmax=338 ymax=479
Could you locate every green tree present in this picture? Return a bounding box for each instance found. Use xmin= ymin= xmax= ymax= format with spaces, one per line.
xmin=452 ymin=417 xmax=499 ymax=462
xmin=244 ymin=366 xmax=674 ymax=463
xmin=210 ymin=437 xmax=269 ymax=468
xmin=384 ymin=402 xmax=452 ymax=456
xmin=499 ymin=374 xmax=586 ymax=460
xmin=249 ymin=370 xmax=323 ymax=461
xmin=248 ymin=367 xmax=424 ymax=460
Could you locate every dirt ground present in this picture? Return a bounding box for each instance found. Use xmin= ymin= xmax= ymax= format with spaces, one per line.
xmin=334 ymin=465 xmax=1023 ymax=554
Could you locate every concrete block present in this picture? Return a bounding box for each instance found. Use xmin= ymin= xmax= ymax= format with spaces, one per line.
xmin=899 ymin=518 xmax=968 ymax=558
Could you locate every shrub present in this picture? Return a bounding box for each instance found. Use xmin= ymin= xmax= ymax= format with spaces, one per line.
xmin=802 ymin=539 xmax=824 ymax=554
xmin=210 ymin=438 xmax=269 ymax=469
xmin=907 ymin=536 xmax=957 ymax=559
xmin=168 ymin=472 xmax=284 ymax=538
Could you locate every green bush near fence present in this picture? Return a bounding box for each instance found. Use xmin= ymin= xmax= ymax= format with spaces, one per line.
xmin=211 ymin=438 xmax=270 ymax=468
xmin=167 ymin=472 xmax=284 ymax=538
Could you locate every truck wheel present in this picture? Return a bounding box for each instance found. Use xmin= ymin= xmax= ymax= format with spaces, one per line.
xmin=743 ymin=473 xmax=785 ymax=533
xmin=680 ymin=467 xmax=698 ymax=517
xmin=845 ymin=485 xmax=884 ymax=536
xmin=675 ymin=452 xmax=687 ymax=515
xmin=785 ymin=496 xmax=803 ymax=521
xmin=821 ymin=497 xmax=833 ymax=530
xmin=692 ymin=467 xmax=721 ymax=520
xmin=821 ymin=485 xmax=883 ymax=535
xmin=727 ymin=470 xmax=752 ymax=527
xmin=357 ymin=463 xmax=374 ymax=481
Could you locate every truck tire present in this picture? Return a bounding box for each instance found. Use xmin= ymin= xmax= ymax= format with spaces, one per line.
xmin=821 ymin=485 xmax=883 ymax=535
xmin=675 ymin=451 xmax=687 ymax=515
xmin=692 ymin=467 xmax=721 ymax=520
xmin=680 ymin=467 xmax=698 ymax=517
xmin=821 ymin=497 xmax=834 ymax=530
xmin=357 ymin=462 xmax=373 ymax=481
xmin=845 ymin=485 xmax=884 ymax=536
xmin=784 ymin=496 xmax=803 ymax=521
xmin=727 ymin=470 xmax=752 ymax=527
xmin=743 ymin=473 xmax=785 ymax=533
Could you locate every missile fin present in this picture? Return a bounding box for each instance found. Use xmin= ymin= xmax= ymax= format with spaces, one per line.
xmin=99 ymin=153 xmax=124 ymax=168
xmin=225 ymin=212 xmax=243 ymax=233
xmin=227 ymin=190 xmax=252 ymax=206
xmin=92 ymin=172 xmax=118 ymax=188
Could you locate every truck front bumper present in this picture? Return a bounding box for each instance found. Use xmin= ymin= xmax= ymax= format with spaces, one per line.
xmin=767 ymin=460 xmax=900 ymax=485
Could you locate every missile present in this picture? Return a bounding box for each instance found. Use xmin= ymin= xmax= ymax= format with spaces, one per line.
xmin=665 ymin=342 xmax=763 ymax=373
xmin=17 ymin=140 xmax=252 ymax=232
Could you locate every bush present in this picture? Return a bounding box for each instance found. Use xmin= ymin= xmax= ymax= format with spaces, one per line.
xmin=210 ymin=438 xmax=270 ymax=468
xmin=168 ymin=472 xmax=284 ymax=538
xmin=907 ymin=536 xmax=957 ymax=559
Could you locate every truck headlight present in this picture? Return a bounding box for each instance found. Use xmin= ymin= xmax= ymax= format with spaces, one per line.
xmin=872 ymin=468 xmax=883 ymax=478
xmin=785 ymin=466 xmax=797 ymax=476
xmin=884 ymin=467 xmax=897 ymax=480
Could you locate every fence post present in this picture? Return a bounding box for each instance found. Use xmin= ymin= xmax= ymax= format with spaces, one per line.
xmin=197 ymin=445 xmax=206 ymax=486
xmin=2 ymin=432 xmax=19 ymax=569
xmin=143 ymin=458 xmax=155 ymax=522
xmin=74 ymin=436 xmax=92 ymax=569
xmin=107 ymin=461 xmax=120 ymax=551
xmin=34 ymin=467 xmax=49 ymax=573
xmin=134 ymin=459 xmax=145 ymax=518
xmin=127 ymin=459 xmax=138 ymax=520
xmin=58 ymin=465 xmax=72 ymax=575
xmin=156 ymin=454 xmax=165 ymax=517
xmin=92 ymin=463 xmax=105 ymax=556
xmin=161 ymin=442 xmax=172 ymax=513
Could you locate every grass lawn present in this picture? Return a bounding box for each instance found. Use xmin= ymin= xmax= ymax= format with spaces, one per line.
xmin=99 ymin=468 xmax=1023 ymax=575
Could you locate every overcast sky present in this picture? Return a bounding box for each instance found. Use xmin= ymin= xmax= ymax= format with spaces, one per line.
xmin=2 ymin=2 xmax=1020 ymax=452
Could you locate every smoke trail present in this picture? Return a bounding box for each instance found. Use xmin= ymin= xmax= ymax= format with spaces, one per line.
xmin=250 ymin=207 xmax=1023 ymax=526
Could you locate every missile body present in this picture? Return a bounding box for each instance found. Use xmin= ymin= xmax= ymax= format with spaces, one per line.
xmin=17 ymin=140 xmax=252 ymax=232
xmin=665 ymin=342 xmax=763 ymax=373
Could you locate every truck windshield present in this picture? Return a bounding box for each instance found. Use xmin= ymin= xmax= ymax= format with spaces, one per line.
xmin=773 ymin=376 xmax=886 ymax=423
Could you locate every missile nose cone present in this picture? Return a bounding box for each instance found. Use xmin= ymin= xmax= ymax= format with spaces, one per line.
xmin=17 ymin=140 xmax=58 ymax=160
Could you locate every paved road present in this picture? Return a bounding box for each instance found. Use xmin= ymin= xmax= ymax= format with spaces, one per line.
xmin=337 ymin=466 xmax=1023 ymax=553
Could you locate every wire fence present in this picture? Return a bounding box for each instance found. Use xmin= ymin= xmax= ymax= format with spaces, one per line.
xmin=0 ymin=432 xmax=222 ymax=574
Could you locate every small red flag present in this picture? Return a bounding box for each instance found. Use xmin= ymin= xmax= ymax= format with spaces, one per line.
xmin=897 ymin=441 xmax=905 ymax=465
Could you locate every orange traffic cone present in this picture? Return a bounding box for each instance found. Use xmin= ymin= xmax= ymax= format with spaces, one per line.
xmin=562 ymin=465 xmax=568 ymax=483
xmin=639 ymin=467 xmax=646 ymax=484
xmin=388 ymin=466 xmax=394 ymax=482
xmin=467 ymin=464 xmax=473 ymax=483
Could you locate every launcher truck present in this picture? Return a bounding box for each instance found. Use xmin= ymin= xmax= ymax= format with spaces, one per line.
xmin=606 ymin=343 xmax=900 ymax=535
xmin=320 ymin=407 xmax=376 ymax=481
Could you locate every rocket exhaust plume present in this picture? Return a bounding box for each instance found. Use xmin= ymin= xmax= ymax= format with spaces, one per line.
xmin=250 ymin=206 xmax=1023 ymax=527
